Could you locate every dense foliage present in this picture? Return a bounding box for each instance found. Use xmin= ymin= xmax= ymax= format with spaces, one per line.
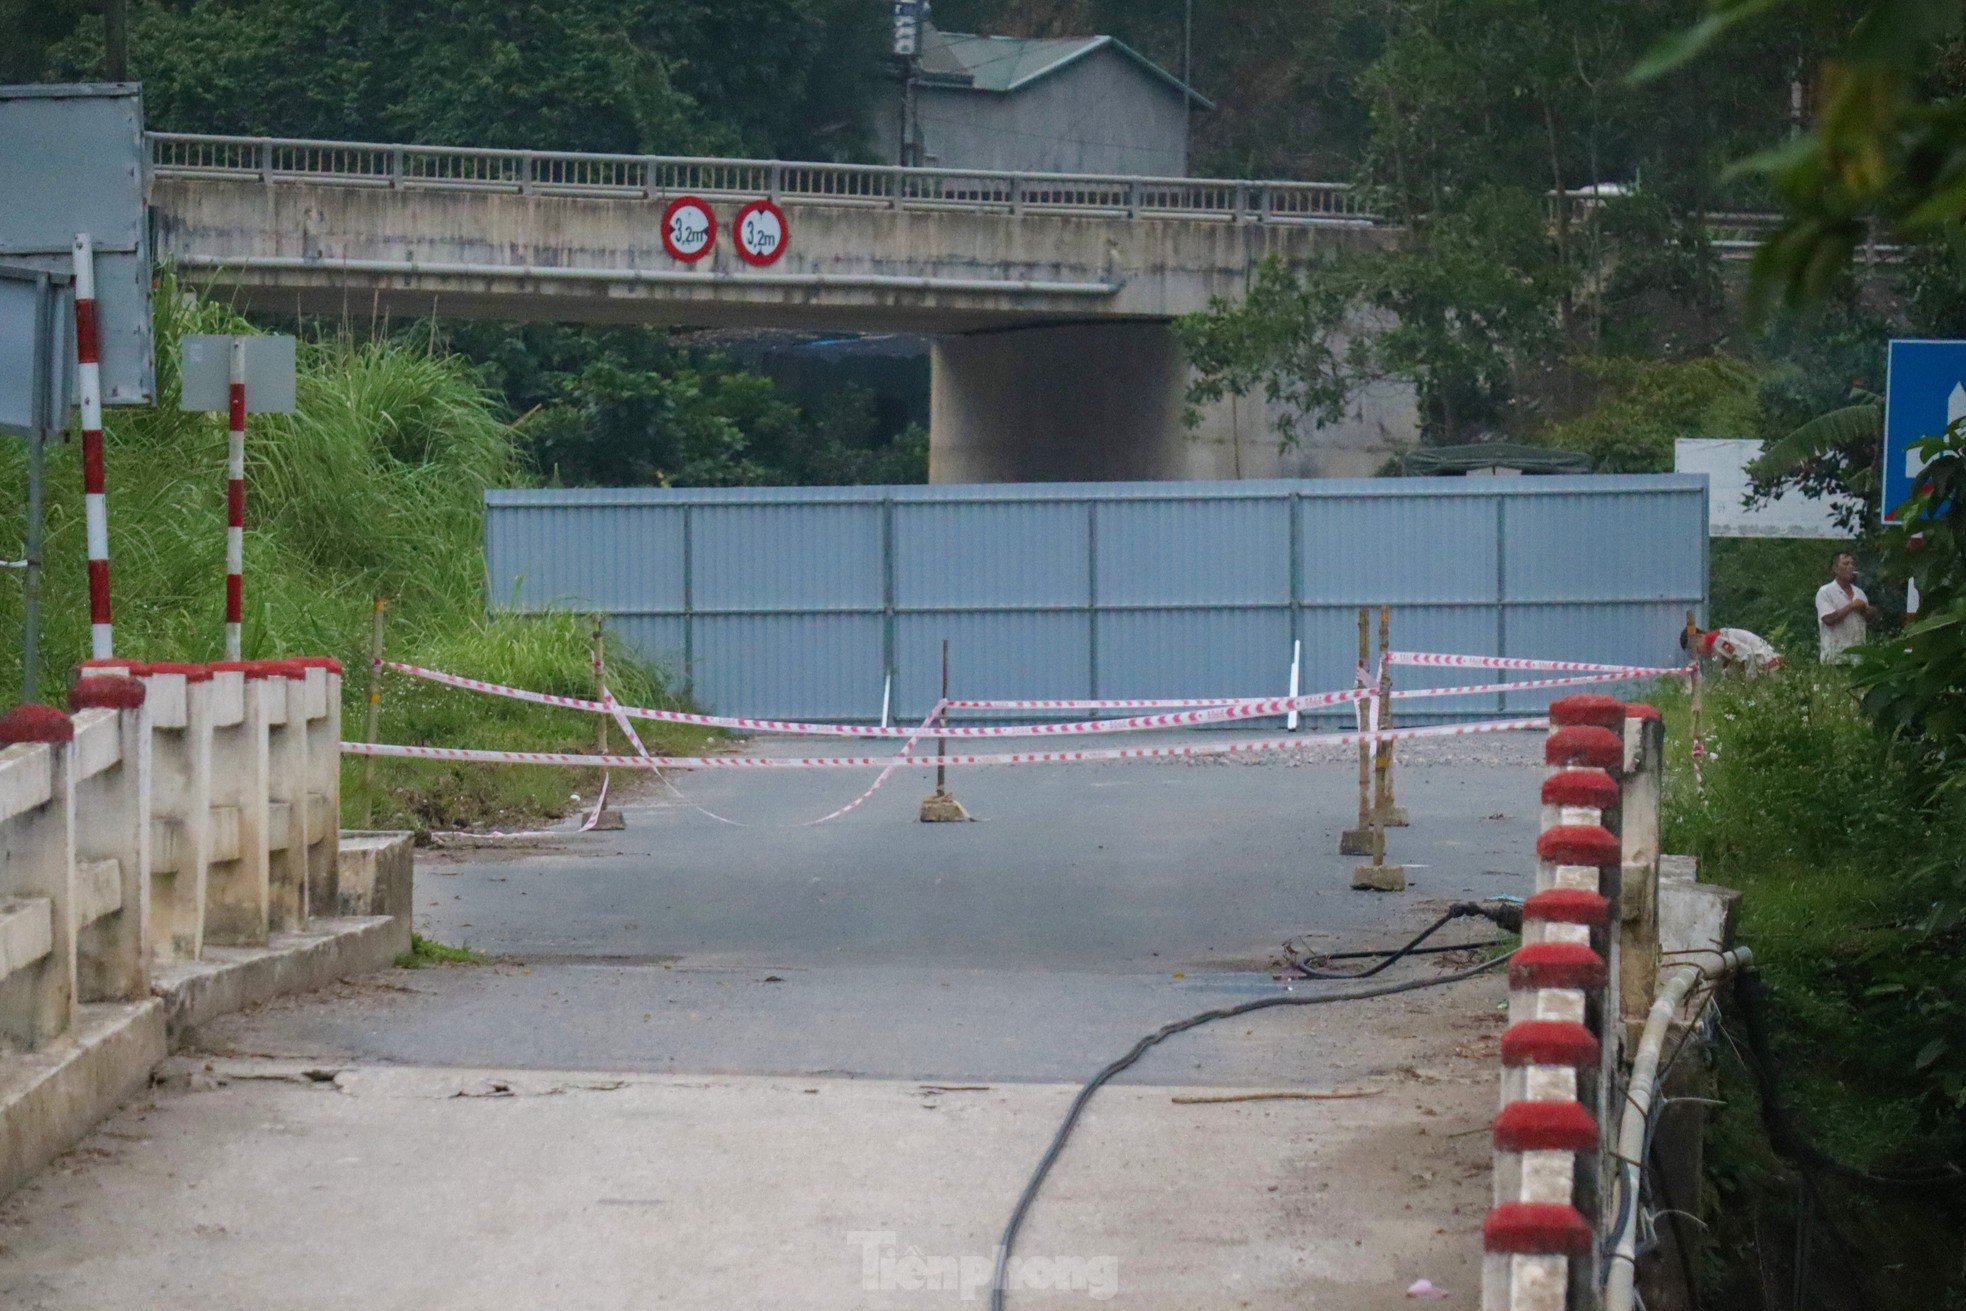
xmin=1659 ymin=667 xmax=1966 ymax=1308
xmin=16 ymin=0 xmax=885 ymax=159
xmin=444 ymin=323 xmax=926 ymax=488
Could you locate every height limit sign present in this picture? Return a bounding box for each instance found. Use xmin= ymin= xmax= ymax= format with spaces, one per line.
xmin=661 ymin=196 xmax=716 ymax=263
xmin=734 ymin=199 xmax=789 ymax=266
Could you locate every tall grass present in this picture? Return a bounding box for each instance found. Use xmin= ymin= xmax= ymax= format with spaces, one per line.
xmin=0 ymin=277 xmax=707 ymax=829
xmin=1654 ymin=667 xmax=1966 ymax=1306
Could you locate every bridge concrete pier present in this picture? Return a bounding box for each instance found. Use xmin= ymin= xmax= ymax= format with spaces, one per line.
xmin=929 ymin=322 xmax=1420 ymax=482
xmin=930 ymin=323 xmax=1186 ymax=481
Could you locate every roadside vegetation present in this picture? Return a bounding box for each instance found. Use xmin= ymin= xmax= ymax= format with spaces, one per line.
xmin=1647 ymin=419 xmax=1966 ymax=1305
xmin=395 ymin=934 xmax=489 ymax=969
xmin=0 ymin=277 xmax=712 ymax=832
xmin=1655 ymin=659 xmax=1966 ymax=1305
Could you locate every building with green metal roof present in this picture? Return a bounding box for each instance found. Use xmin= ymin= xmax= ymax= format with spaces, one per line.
xmin=878 ymin=24 xmax=1210 ymax=177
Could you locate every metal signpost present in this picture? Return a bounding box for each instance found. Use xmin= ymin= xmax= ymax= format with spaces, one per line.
xmin=0 ymin=264 xmax=76 ymax=700
xmin=180 ymin=334 xmax=299 ymax=657
xmin=2 ymin=82 xmax=157 ymax=662
xmin=893 ymin=2 xmax=926 ymax=165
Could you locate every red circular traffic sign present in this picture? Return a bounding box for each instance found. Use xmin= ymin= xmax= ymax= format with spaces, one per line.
xmin=733 ymin=199 xmax=789 ymax=266
xmin=661 ymin=195 xmax=717 ymax=263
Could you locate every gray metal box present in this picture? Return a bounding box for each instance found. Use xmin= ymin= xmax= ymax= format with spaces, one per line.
xmin=179 ymin=334 xmax=298 ymax=414
xmin=0 ymin=83 xmax=154 ymax=406
xmin=0 ymin=264 xmax=75 ymax=435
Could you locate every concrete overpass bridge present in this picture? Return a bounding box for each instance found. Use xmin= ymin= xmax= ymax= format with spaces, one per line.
xmin=147 ymin=133 xmax=1414 ymax=481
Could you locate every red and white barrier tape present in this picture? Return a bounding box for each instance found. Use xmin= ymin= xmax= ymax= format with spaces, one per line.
xmin=429 ymin=772 xmax=615 ymax=844
xmin=945 ymin=697 xmax=1257 ymax=710
xmin=601 ymin=686 xmax=951 ymax=826
xmin=381 ymin=660 xmax=1368 ymax=738
xmin=1390 ymin=669 xmax=1683 ymax=700
xmin=794 ymin=699 xmax=949 ymax=825
xmin=342 ymin=715 xmax=1546 ymax=772
xmin=1388 ymin=651 xmax=1693 ymax=677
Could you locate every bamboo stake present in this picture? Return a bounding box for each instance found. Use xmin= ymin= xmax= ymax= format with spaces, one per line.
xmin=361 ymin=597 xmax=386 ymax=827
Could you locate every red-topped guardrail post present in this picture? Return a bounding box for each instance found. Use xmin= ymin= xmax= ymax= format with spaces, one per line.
xmin=1484 ymin=694 xmax=1626 ymax=1311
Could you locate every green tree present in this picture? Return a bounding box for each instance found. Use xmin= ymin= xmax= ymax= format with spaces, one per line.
xmin=39 ymin=0 xmax=885 ymax=160
xmin=1174 ymin=0 xmax=1795 ymax=446
xmin=449 ymin=323 xmax=925 ymax=488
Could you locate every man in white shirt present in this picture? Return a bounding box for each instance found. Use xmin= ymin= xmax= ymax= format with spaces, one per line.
xmin=1815 ymin=551 xmax=1878 ymax=664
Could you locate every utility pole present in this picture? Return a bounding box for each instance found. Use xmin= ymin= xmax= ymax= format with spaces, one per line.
xmin=104 ymin=0 xmax=130 ymax=81
xmin=893 ymin=1 xmax=926 ymax=167
xmin=1183 ymin=0 xmax=1194 ymax=164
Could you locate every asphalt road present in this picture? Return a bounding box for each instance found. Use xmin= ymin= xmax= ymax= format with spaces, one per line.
xmin=202 ymin=730 xmax=1543 ymax=1085
xmin=0 ymin=729 xmax=1543 ymax=1311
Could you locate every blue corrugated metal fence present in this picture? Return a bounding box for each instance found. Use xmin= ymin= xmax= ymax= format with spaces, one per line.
xmin=484 ymin=477 xmax=1708 ymax=722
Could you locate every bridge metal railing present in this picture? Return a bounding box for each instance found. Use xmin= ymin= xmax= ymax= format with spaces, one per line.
xmin=147 ymin=132 xmax=1375 ymax=225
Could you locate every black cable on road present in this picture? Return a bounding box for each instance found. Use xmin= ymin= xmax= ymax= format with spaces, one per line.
xmin=1283 ymin=899 xmax=1518 ymax=980
xmin=989 ymin=951 xmax=1514 ymax=1311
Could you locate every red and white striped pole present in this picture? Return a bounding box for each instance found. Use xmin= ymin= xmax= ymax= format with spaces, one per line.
xmin=225 ymin=337 xmax=246 ymax=659
xmin=71 ymin=234 xmax=113 ymax=659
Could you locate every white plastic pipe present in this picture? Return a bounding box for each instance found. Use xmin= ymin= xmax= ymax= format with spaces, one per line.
xmin=1604 ymin=946 xmax=1754 ymax=1311
xmin=1286 ymin=639 xmax=1302 ymax=732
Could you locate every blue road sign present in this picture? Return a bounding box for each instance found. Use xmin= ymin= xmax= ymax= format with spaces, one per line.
xmin=1883 ymin=339 xmax=1966 ymax=523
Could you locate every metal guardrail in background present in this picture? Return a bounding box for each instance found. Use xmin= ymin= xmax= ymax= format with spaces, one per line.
xmin=149 ymin=134 xmax=1900 ymax=261
xmin=146 ymin=132 xmax=1375 ymax=225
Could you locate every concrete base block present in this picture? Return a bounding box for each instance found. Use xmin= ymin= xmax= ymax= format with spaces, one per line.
xmin=336 ymin=832 xmax=414 ymax=921
xmin=0 ymin=1000 xmax=167 ymax=1200
xmin=919 ymin=791 xmax=970 ymax=823
xmin=151 ymin=916 xmax=410 ymax=1045
xmin=1338 ymin=827 xmax=1377 ymax=856
xmin=590 ymin=807 xmax=627 ymax=832
xmin=1374 ymin=806 xmax=1410 ymax=828
xmin=1351 ymin=863 xmax=1407 ymax=892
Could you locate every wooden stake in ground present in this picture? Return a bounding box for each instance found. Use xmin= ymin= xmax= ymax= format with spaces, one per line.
xmin=1685 ymin=608 xmax=1706 ymax=791
xmin=361 ymin=597 xmax=386 ymax=827
xmin=1352 ymin=606 xmax=1405 ymax=891
xmin=589 ymin=615 xmax=626 ymax=831
xmin=920 ymin=637 xmax=968 ymax=822
xmin=1373 ymin=605 xmax=1408 ymax=827
xmin=1340 ymin=607 xmax=1375 ymax=856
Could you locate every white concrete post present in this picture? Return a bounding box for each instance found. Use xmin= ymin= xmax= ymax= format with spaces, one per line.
xmin=0 ymin=707 xmax=79 ymax=1051
xmin=298 ymin=660 xmax=342 ymax=918
xmin=141 ymin=665 xmax=215 ymax=962
xmin=263 ymin=662 xmax=307 ymax=932
xmin=1618 ymin=707 xmax=1664 ymax=1040
xmin=202 ymin=664 xmax=271 ymax=947
xmin=68 ymin=674 xmax=152 ymax=1003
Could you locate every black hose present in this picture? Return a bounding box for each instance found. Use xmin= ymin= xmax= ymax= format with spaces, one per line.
xmin=1733 ymin=971 xmax=1966 ymax=1190
xmin=1283 ymin=899 xmax=1516 ymax=980
xmin=988 ymin=952 xmax=1512 ymax=1311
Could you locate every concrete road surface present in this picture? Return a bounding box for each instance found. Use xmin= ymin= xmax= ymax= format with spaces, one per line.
xmin=0 ymin=730 xmax=1543 ymax=1309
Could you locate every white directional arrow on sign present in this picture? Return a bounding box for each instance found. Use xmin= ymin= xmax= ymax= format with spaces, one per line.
xmin=1913 ymin=381 xmax=1966 ymax=480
